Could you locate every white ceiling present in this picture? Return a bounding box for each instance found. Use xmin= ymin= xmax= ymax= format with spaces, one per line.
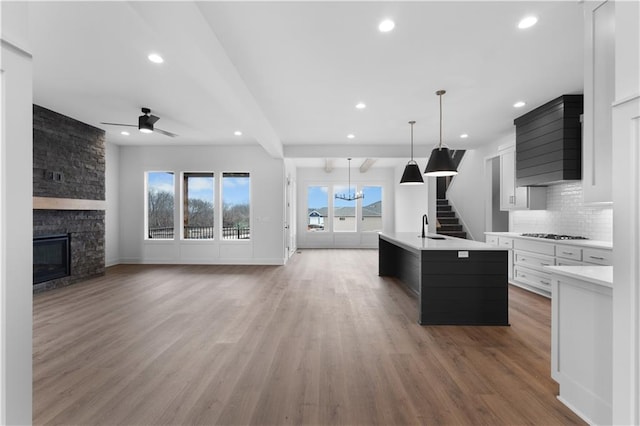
xmin=28 ymin=1 xmax=584 ymax=169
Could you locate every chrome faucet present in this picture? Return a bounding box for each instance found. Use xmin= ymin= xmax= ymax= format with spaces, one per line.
xmin=421 ymin=214 xmax=429 ymax=238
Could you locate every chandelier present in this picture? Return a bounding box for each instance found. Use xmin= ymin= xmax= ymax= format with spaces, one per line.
xmin=335 ymin=158 xmax=364 ymax=201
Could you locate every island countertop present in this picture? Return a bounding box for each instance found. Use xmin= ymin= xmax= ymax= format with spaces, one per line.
xmin=379 ymin=231 xmax=508 ymax=252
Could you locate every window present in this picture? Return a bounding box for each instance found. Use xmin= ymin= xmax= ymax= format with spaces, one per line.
xmin=146 ymin=171 xmax=175 ymax=239
xmin=362 ymin=186 xmax=382 ymax=231
xmin=222 ymin=172 xmax=250 ymax=239
xmin=307 ymin=186 xmax=328 ymax=231
xmin=333 ymin=184 xmax=356 ymax=232
xmin=183 ymin=172 xmax=214 ymax=239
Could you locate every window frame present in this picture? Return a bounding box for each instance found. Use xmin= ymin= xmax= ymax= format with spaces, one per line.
xmin=181 ymin=171 xmax=215 ymax=241
xmin=221 ymin=171 xmax=252 ymax=241
xmin=145 ymin=170 xmax=176 ymax=241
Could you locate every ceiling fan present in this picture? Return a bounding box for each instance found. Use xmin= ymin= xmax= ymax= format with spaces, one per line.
xmin=101 ymin=107 xmax=178 ymax=137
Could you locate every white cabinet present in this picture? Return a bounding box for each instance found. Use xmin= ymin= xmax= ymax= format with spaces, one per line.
xmin=499 ymin=145 xmax=546 ymax=211
xmin=550 ymin=267 xmax=613 ymax=425
xmin=582 ymin=0 xmax=615 ymax=204
xmin=485 ymin=233 xmax=613 ymax=298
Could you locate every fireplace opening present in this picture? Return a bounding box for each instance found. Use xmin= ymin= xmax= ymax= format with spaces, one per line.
xmin=33 ymin=234 xmax=71 ymax=284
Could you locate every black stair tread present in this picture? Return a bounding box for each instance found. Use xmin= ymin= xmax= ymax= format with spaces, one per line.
xmin=437 ymin=230 xmax=467 ymax=239
xmin=437 ymin=218 xmax=459 ymax=224
xmin=437 ymin=211 xmax=456 ymax=218
xmin=436 ymin=205 xmax=452 ymax=212
xmin=436 ymin=199 xmax=449 ymax=205
xmin=438 ymin=224 xmax=463 ymax=231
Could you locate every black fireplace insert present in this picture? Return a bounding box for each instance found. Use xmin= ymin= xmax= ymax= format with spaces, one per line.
xmin=33 ymin=234 xmax=71 ymax=284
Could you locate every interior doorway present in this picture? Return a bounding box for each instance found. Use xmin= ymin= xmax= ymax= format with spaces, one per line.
xmin=486 ymin=156 xmax=509 ymax=233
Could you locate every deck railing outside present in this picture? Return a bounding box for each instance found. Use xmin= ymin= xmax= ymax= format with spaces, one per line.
xmin=148 ymin=226 xmax=250 ymax=240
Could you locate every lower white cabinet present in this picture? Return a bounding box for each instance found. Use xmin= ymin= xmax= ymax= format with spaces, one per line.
xmin=549 ymin=267 xmax=613 ymax=425
xmin=485 ymin=233 xmax=613 ymax=298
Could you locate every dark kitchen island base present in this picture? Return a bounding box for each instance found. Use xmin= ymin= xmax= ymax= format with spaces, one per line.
xmin=379 ymin=233 xmax=509 ymax=326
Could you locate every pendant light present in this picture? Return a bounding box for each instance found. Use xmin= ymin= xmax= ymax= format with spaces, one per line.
xmin=335 ymin=158 xmax=364 ymax=201
xmin=424 ymin=90 xmax=458 ymax=177
xmin=400 ymin=121 xmax=424 ymax=185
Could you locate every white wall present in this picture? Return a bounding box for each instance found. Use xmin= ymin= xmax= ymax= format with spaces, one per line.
xmin=394 ymin=163 xmax=431 ymax=235
xmin=296 ymin=166 xmax=395 ymax=248
xmin=0 ymin=3 xmax=33 ymax=423
xmin=510 ymin=181 xmax=613 ymax=241
xmin=118 ymin=145 xmax=285 ymax=265
xmin=105 ymin=142 xmax=120 ymax=266
xmin=447 ymin=135 xmax=509 ymax=241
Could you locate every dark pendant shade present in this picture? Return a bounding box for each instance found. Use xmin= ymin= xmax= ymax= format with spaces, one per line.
xmin=424 ymin=147 xmax=458 ymax=177
xmin=400 ymin=161 xmax=424 ymax=185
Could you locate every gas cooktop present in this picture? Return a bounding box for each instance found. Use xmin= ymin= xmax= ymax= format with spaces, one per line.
xmin=520 ymin=233 xmax=589 ymax=240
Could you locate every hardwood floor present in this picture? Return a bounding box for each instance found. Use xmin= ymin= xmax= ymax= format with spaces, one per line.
xmin=33 ymin=249 xmax=584 ymax=425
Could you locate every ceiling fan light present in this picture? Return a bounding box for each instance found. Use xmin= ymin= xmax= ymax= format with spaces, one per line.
xmin=424 ymin=147 xmax=458 ymax=177
xmin=400 ymin=161 xmax=424 ymax=185
xmin=138 ymin=114 xmax=154 ymax=133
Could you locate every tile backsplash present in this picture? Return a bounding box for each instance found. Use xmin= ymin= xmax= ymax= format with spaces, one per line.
xmin=510 ymin=181 xmax=613 ymax=242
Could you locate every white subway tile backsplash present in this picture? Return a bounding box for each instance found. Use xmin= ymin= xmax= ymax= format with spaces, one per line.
xmin=510 ymin=182 xmax=612 ymax=241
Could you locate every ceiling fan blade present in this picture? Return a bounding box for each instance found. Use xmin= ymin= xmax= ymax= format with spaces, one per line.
xmin=147 ymin=114 xmax=160 ymax=125
xmin=100 ymin=122 xmax=137 ymax=127
xmin=155 ymin=128 xmax=178 ymax=138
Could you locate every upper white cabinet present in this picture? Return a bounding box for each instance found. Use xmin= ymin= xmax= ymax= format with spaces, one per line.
xmin=583 ymin=0 xmax=615 ymax=204
xmin=499 ymin=145 xmax=546 ymax=211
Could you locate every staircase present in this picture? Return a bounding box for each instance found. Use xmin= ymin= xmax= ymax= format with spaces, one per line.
xmin=436 ymin=199 xmax=467 ymax=239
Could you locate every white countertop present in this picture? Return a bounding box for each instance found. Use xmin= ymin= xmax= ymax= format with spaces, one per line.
xmin=545 ymin=265 xmax=613 ymax=288
xmin=485 ymin=232 xmax=612 ymax=250
xmin=380 ymin=232 xmax=508 ymax=251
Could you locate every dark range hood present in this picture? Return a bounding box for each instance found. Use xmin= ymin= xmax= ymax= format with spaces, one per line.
xmin=514 ymin=94 xmax=583 ymax=186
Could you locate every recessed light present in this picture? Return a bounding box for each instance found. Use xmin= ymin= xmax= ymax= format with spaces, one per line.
xmin=514 ymin=101 xmax=526 ymax=108
xmin=148 ymin=53 xmax=164 ymax=64
xmin=355 ymin=102 xmax=366 ymax=110
xmin=347 ymin=134 xmax=355 ymax=139
xmin=378 ymin=19 xmax=395 ymax=33
xmin=120 ymin=131 xmax=130 ymax=136
xmin=518 ymin=16 xmax=538 ymax=29
xmin=234 ymin=130 xmax=242 ymax=136
xmin=460 ymin=134 xmax=468 ymax=139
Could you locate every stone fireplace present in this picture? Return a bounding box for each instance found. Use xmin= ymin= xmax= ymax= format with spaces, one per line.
xmin=33 ymin=105 xmax=106 ymax=293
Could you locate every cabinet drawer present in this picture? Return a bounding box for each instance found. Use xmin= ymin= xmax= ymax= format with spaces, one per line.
xmin=555 ymin=244 xmax=582 ymax=261
xmin=514 ymin=250 xmax=555 ymax=270
xmin=486 ymin=235 xmax=499 ymax=246
xmin=583 ymin=248 xmax=613 ymax=265
xmin=556 ymin=258 xmax=584 ymax=266
xmin=514 ymin=265 xmax=552 ymax=290
xmin=498 ymin=237 xmax=513 ymax=249
xmin=514 ymin=239 xmax=555 ymax=256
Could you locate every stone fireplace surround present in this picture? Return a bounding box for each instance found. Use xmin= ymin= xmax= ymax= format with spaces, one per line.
xmin=33 ymin=105 xmax=106 ymax=293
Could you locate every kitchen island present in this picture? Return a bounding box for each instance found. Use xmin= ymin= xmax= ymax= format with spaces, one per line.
xmin=379 ymin=232 xmax=509 ymax=325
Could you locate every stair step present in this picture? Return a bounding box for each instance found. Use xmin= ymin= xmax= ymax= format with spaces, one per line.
xmin=437 ymin=217 xmax=459 ymax=225
xmin=436 ymin=205 xmax=452 ymax=212
xmin=439 ymin=224 xmax=463 ymax=232
xmin=437 ymin=230 xmax=467 ymax=239
xmin=437 ymin=211 xmax=455 ymax=218
xmin=436 ymin=199 xmax=449 ymax=205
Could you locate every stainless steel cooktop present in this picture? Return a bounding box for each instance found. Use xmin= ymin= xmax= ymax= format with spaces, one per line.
xmin=520 ymin=233 xmax=589 ymax=240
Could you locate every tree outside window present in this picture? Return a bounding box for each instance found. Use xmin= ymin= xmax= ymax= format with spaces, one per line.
xmin=222 ymin=172 xmax=250 ymax=239
xmin=183 ymin=172 xmax=214 ymax=239
xmin=147 ymin=171 xmax=174 ymax=239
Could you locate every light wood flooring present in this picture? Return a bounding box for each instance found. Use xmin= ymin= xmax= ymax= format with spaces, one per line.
xmin=33 ymin=249 xmax=584 ymax=425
